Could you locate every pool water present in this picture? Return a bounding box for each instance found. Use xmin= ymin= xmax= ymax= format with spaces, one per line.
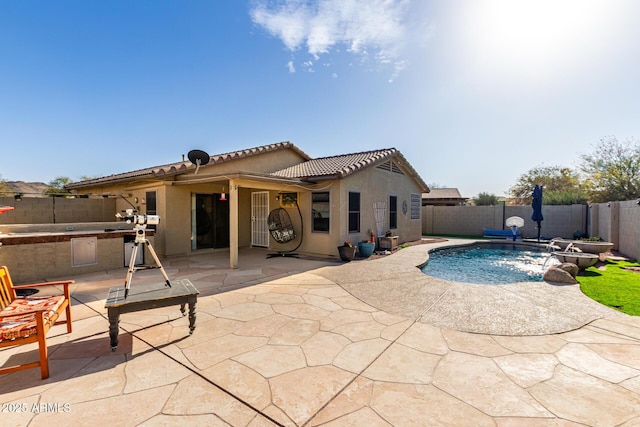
xmin=421 ymin=243 xmax=558 ymax=285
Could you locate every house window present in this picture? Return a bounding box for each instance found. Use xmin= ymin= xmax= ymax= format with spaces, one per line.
xmin=389 ymin=195 xmax=397 ymax=229
xmin=145 ymin=191 xmax=157 ymax=230
xmin=348 ymin=191 xmax=360 ymax=233
xmin=146 ymin=191 xmax=157 ymax=215
xmin=410 ymin=193 xmax=421 ymax=220
xmin=311 ymin=192 xmax=330 ymax=232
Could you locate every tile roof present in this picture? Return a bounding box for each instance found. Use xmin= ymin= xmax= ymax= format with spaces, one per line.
xmin=66 ymin=142 xmax=309 ymax=189
xmin=422 ymin=188 xmax=463 ymax=199
xmin=65 ymin=142 xmax=428 ymax=192
xmin=271 ymin=148 xmax=398 ymax=180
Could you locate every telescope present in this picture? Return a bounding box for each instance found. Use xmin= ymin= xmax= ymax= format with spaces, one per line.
xmin=115 ymin=209 xmax=170 ymax=297
xmin=116 ymin=209 xmax=160 ymax=225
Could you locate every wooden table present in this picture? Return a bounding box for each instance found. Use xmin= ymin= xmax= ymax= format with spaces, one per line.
xmin=104 ymin=279 xmax=198 ymax=350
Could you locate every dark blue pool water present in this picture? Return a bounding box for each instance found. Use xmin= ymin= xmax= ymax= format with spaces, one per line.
xmin=421 ymin=243 xmax=557 ymax=285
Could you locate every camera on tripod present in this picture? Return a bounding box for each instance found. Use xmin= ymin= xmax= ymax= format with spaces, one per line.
xmin=116 ymin=209 xmax=160 ymax=226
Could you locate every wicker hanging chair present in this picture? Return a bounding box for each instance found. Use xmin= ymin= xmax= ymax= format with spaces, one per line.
xmin=268 ymin=208 xmax=296 ymax=244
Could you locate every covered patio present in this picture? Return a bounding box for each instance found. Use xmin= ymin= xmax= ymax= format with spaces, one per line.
xmin=165 ymin=173 xmax=315 ymax=269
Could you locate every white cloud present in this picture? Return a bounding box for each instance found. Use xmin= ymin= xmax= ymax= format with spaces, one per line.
xmin=250 ymin=0 xmax=412 ymax=79
xmin=302 ymin=60 xmax=315 ymax=72
xmin=286 ymin=60 xmax=296 ymax=73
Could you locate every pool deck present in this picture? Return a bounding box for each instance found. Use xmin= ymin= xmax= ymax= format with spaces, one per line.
xmin=2 ymin=238 xmax=640 ymax=426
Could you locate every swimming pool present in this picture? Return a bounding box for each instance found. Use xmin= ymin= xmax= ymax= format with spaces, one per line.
xmin=421 ymin=242 xmax=558 ymax=285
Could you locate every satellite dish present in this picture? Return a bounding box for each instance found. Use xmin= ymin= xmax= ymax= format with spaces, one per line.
xmin=187 ymin=149 xmax=210 ymax=175
xmin=505 ymin=216 xmax=524 ymax=228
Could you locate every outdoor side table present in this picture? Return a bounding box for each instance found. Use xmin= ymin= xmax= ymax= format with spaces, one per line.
xmin=104 ymin=279 xmax=199 ymax=350
xmin=379 ymin=236 xmax=399 ymax=251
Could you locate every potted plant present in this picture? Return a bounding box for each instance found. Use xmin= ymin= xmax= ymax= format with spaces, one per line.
xmin=357 ymin=239 xmax=375 ymax=258
xmin=337 ymin=241 xmax=356 ymax=262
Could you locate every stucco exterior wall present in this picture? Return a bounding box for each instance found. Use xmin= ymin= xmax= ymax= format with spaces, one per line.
xmin=338 ymin=164 xmax=423 ymax=248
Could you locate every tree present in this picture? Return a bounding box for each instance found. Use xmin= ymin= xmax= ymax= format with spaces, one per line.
xmin=0 ymin=175 xmax=10 ymax=194
xmin=427 ymin=182 xmax=447 ymax=189
xmin=508 ymin=165 xmax=586 ymax=205
xmin=580 ymin=135 xmax=640 ymax=203
xmin=45 ymin=176 xmax=74 ymax=195
xmin=473 ymin=192 xmax=499 ymax=206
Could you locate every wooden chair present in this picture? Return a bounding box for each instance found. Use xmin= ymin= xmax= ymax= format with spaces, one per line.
xmin=0 ymin=266 xmax=73 ymax=379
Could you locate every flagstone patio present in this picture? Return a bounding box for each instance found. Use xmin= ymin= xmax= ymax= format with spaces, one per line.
xmin=1 ymin=240 xmax=640 ymax=426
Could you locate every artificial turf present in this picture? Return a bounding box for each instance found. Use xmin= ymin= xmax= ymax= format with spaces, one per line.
xmin=577 ymin=260 xmax=640 ymax=316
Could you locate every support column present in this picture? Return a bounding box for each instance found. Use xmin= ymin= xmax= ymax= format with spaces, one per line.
xmin=229 ymin=179 xmax=239 ymax=269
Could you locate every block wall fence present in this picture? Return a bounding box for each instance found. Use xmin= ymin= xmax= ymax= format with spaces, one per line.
xmin=0 ymin=196 xmax=116 ymax=224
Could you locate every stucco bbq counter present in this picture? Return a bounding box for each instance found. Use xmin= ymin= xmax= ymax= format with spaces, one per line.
xmin=0 ymin=225 xmax=154 ymax=283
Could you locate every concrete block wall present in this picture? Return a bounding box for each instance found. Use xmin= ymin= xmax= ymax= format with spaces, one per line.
xmin=0 ymin=197 xmax=116 ymax=224
xmin=591 ymin=200 xmax=639 ymax=260
xmin=594 ymin=204 xmax=613 ymax=243
xmin=618 ymin=200 xmax=639 ymax=260
xmin=509 ymin=205 xmax=587 ymax=239
xmin=423 ymin=206 xmax=505 ymax=236
xmin=422 ymin=204 xmax=588 ymax=239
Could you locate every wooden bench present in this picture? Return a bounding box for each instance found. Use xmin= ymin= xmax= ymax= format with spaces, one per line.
xmin=482 ymin=228 xmax=522 ymax=239
xmin=0 ymin=266 xmax=73 ymax=379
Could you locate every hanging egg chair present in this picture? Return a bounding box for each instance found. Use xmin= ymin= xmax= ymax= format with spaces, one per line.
xmin=266 ymin=206 xmax=303 ymax=258
xmin=268 ymin=208 xmax=296 ymax=244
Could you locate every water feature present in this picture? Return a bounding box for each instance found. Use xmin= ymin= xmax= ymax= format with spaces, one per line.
xmin=422 ymin=242 xmax=559 ymax=285
xmin=544 ymin=239 xmax=600 ymax=270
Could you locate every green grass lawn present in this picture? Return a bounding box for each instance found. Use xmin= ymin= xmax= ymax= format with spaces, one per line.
xmin=577 ymin=260 xmax=640 ymax=316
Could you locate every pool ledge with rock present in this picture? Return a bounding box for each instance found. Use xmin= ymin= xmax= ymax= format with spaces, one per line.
xmin=314 ymin=238 xmax=627 ymax=336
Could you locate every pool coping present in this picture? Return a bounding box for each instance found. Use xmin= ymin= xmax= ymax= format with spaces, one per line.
xmin=315 ymin=238 xmax=627 ymax=336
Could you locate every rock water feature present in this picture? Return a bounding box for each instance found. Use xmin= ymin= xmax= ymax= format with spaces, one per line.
xmin=542 ymin=239 xmax=609 ymax=284
xmin=550 ymin=238 xmax=614 ymax=254
xmin=543 ymin=262 xmax=579 ymax=284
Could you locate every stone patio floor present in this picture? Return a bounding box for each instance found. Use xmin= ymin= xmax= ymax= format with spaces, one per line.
xmin=1 ymin=239 xmax=640 ymax=426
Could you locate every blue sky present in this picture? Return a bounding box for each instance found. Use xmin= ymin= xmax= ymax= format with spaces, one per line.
xmin=1 ymin=0 xmax=639 ymax=198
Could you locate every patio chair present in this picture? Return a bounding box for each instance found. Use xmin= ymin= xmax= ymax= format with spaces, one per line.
xmin=0 ymin=266 xmax=73 ymax=379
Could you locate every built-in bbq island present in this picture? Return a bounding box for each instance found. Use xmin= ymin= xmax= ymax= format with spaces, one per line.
xmin=0 ymin=222 xmax=155 ymax=283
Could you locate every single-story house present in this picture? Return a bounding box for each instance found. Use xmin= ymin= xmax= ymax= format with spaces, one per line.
xmin=421 ymin=188 xmax=467 ymax=206
xmin=66 ymin=142 xmax=429 ymax=268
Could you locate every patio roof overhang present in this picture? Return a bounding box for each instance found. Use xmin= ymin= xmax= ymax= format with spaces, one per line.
xmin=166 ymin=171 xmax=317 ymax=270
xmin=166 ymin=171 xmax=314 ymax=188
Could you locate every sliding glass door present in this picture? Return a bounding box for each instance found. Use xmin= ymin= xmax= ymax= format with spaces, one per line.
xmin=191 ymin=193 xmax=229 ymax=250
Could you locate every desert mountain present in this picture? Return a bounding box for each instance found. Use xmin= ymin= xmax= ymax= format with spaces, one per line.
xmin=6 ymin=181 xmax=50 ymax=196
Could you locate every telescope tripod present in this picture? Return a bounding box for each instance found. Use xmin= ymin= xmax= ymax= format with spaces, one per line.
xmin=124 ymin=224 xmax=171 ymax=298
